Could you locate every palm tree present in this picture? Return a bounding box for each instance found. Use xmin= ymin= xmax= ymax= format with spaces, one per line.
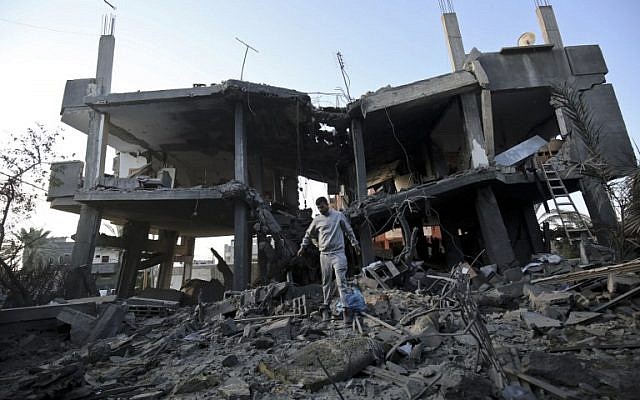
xmin=17 ymin=227 xmax=53 ymax=270
xmin=551 ymin=83 xmax=640 ymax=259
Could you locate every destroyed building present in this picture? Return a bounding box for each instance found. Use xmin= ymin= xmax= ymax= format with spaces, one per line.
xmin=4 ymin=4 xmax=640 ymax=400
xmin=46 ymin=5 xmax=634 ymax=297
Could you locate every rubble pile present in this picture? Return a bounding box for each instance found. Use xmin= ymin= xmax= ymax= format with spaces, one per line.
xmin=2 ymin=257 xmax=640 ymax=399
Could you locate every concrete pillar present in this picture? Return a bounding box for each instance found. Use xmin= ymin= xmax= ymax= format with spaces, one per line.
xmin=440 ymin=13 xmax=488 ymax=168
xmin=474 ymin=186 xmax=518 ymax=271
xmin=70 ymin=34 xmax=115 ymax=292
xmin=115 ymin=221 xmax=149 ymax=298
xmin=580 ymin=176 xmax=617 ymax=248
xmin=181 ymin=236 xmax=196 ymax=285
xmin=233 ymin=102 xmax=251 ymax=290
xmin=481 ymin=90 xmax=495 ymax=163
xmin=523 ymin=203 xmax=545 ymax=254
xmin=156 ymin=230 xmax=179 ymax=289
xmin=460 ymin=95 xmax=490 ymax=168
xmin=536 ymin=5 xmax=563 ymax=48
xmin=441 ymin=13 xmax=465 ymax=71
xmin=351 ymin=119 xmax=375 ymax=267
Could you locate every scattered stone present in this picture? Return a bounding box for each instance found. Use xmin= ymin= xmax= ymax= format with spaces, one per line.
xmin=252 ymin=337 xmax=275 ymax=349
xmin=222 ymin=354 xmax=239 ymax=368
xmin=218 ymin=376 xmax=251 ymax=399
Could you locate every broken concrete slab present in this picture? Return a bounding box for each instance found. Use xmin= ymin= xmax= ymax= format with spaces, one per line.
xmin=87 ymin=304 xmax=127 ymax=342
xmin=173 ymin=374 xmax=220 ymax=394
xmin=181 ymin=278 xmax=224 ymax=305
xmin=136 ymin=288 xmax=184 ymax=303
xmin=565 ymin=311 xmax=601 ymax=325
xmin=258 ymin=336 xmax=384 ymax=391
xmin=521 ymin=311 xmax=562 ymax=330
xmin=56 ymin=307 xmax=97 ymax=345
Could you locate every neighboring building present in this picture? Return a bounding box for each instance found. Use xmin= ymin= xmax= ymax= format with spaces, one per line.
xmin=48 ymin=5 xmax=635 ymax=297
xmin=21 ymin=236 xmax=121 ymax=292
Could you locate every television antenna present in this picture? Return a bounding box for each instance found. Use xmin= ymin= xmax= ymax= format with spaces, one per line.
xmin=235 ymin=37 xmax=259 ymax=81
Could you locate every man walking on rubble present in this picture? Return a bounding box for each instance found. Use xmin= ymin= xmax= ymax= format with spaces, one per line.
xmin=297 ymin=196 xmax=361 ymax=323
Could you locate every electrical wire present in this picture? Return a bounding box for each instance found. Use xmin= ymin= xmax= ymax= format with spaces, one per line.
xmin=0 ymin=171 xmax=48 ymax=192
xmin=384 ymin=107 xmax=414 ymax=183
xmin=0 ymin=17 xmax=97 ymax=37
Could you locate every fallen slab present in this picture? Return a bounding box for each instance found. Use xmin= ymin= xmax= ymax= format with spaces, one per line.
xmin=258 ymin=336 xmax=384 ymax=391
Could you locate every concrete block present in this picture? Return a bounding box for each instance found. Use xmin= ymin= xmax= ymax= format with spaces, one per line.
xmin=259 ymin=317 xmax=291 ymax=340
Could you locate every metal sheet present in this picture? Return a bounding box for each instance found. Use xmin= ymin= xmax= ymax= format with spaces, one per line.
xmin=494 ymin=135 xmax=548 ymax=166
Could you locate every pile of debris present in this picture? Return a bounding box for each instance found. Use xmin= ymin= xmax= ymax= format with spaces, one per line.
xmin=2 ymin=257 xmax=640 ymax=399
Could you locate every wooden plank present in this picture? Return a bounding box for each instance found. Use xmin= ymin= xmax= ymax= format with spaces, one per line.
xmin=592 ymin=285 xmax=640 ymax=312
xmin=532 ymin=259 xmax=640 ymax=284
xmin=503 ymin=366 xmax=578 ymax=399
xmin=550 ymin=341 xmax=640 ymax=353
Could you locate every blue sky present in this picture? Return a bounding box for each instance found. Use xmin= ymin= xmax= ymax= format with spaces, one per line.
xmin=1 ymin=0 xmax=639 ymax=257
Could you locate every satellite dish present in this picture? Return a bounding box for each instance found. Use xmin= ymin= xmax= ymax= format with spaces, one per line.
xmin=518 ymin=32 xmax=536 ymax=46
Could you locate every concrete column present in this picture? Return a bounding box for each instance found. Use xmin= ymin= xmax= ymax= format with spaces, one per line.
xmin=474 ymin=186 xmax=518 ymax=271
xmin=115 ymin=221 xmax=149 ymax=298
xmin=580 ymin=176 xmax=617 ymax=248
xmin=523 ymin=203 xmax=545 ymax=254
xmin=481 ymin=90 xmax=495 ymax=163
xmin=233 ymin=102 xmax=251 ymax=290
xmin=441 ymin=12 xmax=488 ymax=169
xmin=71 ymin=34 xmax=115 ymax=276
xmin=181 ymin=236 xmax=196 ymax=285
xmin=351 ymin=119 xmax=375 ymax=267
xmin=460 ymin=95 xmax=490 ymax=168
xmin=536 ymin=5 xmax=563 ymax=48
xmin=156 ymin=230 xmax=178 ymax=289
xmin=441 ymin=13 xmax=465 ymax=71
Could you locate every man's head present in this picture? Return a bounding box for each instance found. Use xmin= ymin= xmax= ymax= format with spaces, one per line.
xmin=315 ymin=196 xmax=330 ymax=215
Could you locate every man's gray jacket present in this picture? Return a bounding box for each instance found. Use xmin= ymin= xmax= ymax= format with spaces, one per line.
xmin=300 ymin=209 xmax=359 ymax=254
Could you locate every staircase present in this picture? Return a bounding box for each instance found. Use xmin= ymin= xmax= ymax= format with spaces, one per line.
xmin=540 ymin=162 xmax=594 ymax=243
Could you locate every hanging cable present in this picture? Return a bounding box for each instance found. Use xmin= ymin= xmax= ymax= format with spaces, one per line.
xmin=384 ymin=107 xmax=414 ymax=182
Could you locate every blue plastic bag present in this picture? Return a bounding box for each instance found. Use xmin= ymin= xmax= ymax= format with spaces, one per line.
xmin=336 ymin=287 xmax=367 ymax=313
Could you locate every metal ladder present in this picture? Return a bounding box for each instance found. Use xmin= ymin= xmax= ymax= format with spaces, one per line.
xmin=540 ymin=161 xmax=594 ymax=243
